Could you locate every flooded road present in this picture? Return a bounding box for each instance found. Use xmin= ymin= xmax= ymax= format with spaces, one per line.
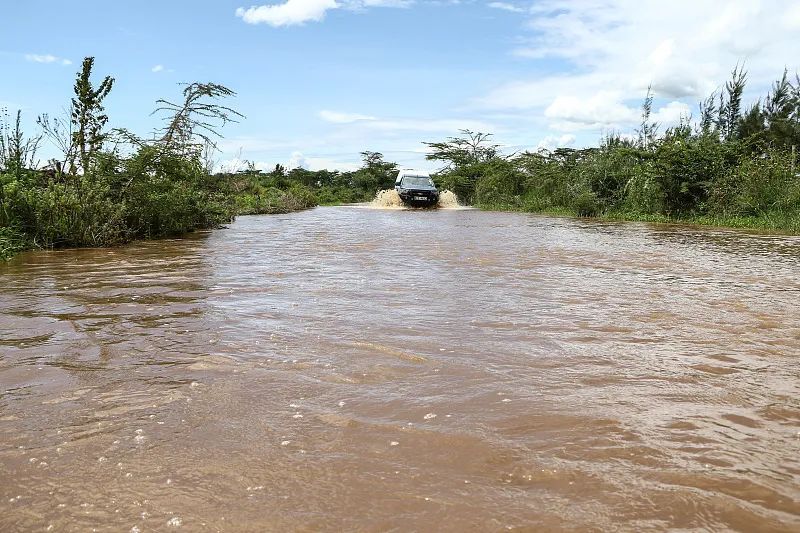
xmin=1 ymin=207 xmax=799 ymax=532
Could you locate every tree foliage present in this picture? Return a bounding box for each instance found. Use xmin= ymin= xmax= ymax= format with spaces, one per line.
xmin=71 ymin=57 xmax=114 ymax=173
xmin=154 ymin=82 xmax=245 ymax=154
xmin=0 ymin=108 xmax=41 ymax=179
xmin=424 ymin=129 xmax=500 ymax=169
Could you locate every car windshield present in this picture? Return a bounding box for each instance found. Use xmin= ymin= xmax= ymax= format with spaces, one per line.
xmin=401 ymin=176 xmax=433 ymax=188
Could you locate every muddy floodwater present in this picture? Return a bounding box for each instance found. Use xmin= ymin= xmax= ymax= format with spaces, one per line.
xmin=2 ymin=207 xmax=800 ymax=532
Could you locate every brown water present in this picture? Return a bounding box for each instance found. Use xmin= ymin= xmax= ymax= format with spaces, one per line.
xmin=1 ymin=207 xmax=799 ymax=532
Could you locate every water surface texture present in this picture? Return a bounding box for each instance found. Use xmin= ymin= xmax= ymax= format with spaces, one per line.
xmin=1 ymin=207 xmax=799 ymax=531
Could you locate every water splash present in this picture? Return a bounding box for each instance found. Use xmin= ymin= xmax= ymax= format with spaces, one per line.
xmin=437 ymin=190 xmax=460 ymax=209
xmin=369 ymin=189 xmax=462 ymax=209
xmin=370 ymin=189 xmax=405 ymax=209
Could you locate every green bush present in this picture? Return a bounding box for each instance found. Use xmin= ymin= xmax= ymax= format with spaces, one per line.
xmin=709 ymin=150 xmax=798 ymax=217
xmin=571 ymin=189 xmax=601 ymax=217
xmin=622 ymin=168 xmax=666 ymax=214
xmin=473 ymin=159 xmax=524 ymax=208
xmin=0 ymin=226 xmax=26 ymax=260
xmin=3 ymin=176 xmax=127 ymax=248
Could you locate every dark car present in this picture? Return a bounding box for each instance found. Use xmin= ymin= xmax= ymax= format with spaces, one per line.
xmin=395 ymin=173 xmax=440 ymax=207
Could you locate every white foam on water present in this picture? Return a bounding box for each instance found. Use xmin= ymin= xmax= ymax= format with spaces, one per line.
xmin=367 ymin=189 xmax=466 ymax=210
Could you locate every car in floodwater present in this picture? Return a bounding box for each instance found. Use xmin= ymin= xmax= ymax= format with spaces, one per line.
xmin=394 ymin=171 xmax=440 ymax=207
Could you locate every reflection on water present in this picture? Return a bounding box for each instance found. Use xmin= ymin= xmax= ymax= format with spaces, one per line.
xmin=1 ymin=208 xmax=799 ymax=531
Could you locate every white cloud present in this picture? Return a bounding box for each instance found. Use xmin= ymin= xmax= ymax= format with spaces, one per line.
xmin=218 ymin=137 xmax=302 ymax=154
xmin=535 ymin=134 xmax=576 ymax=151
xmin=487 ymin=2 xmax=524 ymax=13
xmin=151 ymin=64 xmax=164 ymax=73
xmin=288 ymin=150 xmax=309 ymax=169
xmin=651 ymin=101 xmax=692 ymax=126
xmin=545 ymin=91 xmax=639 ymax=131
xmin=478 ymin=0 xmax=800 ymax=136
xmin=319 ymin=110 xmax=376 ymax=123
xmin=236 ymin=0 xmax=338 ymax=26
xmin=235 ymin=0 xmax=412 ymax=27
xmin=319 ymin=110 xmax=495 ymax=135
xmin=25 ymin=54 xmax=71 ymax=66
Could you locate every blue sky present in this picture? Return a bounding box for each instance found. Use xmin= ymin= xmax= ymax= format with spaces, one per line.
xmin=2 ymin=0 xmax=800 ymax=172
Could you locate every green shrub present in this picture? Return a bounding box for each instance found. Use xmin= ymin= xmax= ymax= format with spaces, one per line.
xmin=3 ymin=177 xmax=127 ymax=248
xmin=474 ymin=159 xmax=524 ymax=208
xmin=572 ymin=189 xmax=601 ymax=217
xmin=622 ymin=167 xmax=666 ymax=214
xmin=0 ymin=226 xmax=26 ymax=260
xmin=709 ymin=150 xmax=798 ymax=217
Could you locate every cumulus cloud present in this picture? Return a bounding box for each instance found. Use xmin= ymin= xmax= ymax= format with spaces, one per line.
xmin=25 ymin=54 xmax=71 ymax=65
xmin=235 ymin=0 xmax=412 ymax=27
xmin=288 ymin=150 xmax=309 ymax=169
xmin=215 ymin=110 xmax=491 ymax=173
xmin=151 ymin=64 xmax=164 ymax=73
xmin=478 ymin=0 xmax=800 ymax=135
xmin=544 ymin=91 xmax=639 ymax=131
xmin=535 ymin=134 xmax=576 ymax=151
xmin=236 ymin=0 xmax=338 ymax=26
xmin=651 ymin=101 xmax=692 ymax=126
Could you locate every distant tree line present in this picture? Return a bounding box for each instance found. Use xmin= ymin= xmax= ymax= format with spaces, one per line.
xmin=223 ymin=150 xmax=399 ymax=214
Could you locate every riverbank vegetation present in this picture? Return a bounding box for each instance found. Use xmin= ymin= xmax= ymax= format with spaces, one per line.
xmin=4 ymin=64 xmax=800 ymax=260
xmin=0 ymin=58 xmax=320 ymax=261
xmin=0 ymin=54 xmax=404 ymax=261
xmin=228 ymin=150 xmax=399 ymax=211
xmin=424 ymin=67 xmax=800 ymax=232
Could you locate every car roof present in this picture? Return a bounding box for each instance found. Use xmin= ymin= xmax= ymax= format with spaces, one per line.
xmin=398 ymin=171 xmax=431 ymax=178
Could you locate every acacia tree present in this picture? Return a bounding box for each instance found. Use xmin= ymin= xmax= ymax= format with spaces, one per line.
xmin=423 ymin=129 xmax=500 ymax=170
xmin=71 ymin=57 xmax=114 ymax=173
xmin=153 ymin=82 xmax=244 ymax=156
xmin=422 ymin=130 xmax=502 ymax=204
xmin=353 ymin=151 xmax=398 ymax=193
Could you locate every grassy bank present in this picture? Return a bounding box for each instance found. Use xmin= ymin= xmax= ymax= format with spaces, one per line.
xmin=476 ymin=201 xmax=800 ymax=234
